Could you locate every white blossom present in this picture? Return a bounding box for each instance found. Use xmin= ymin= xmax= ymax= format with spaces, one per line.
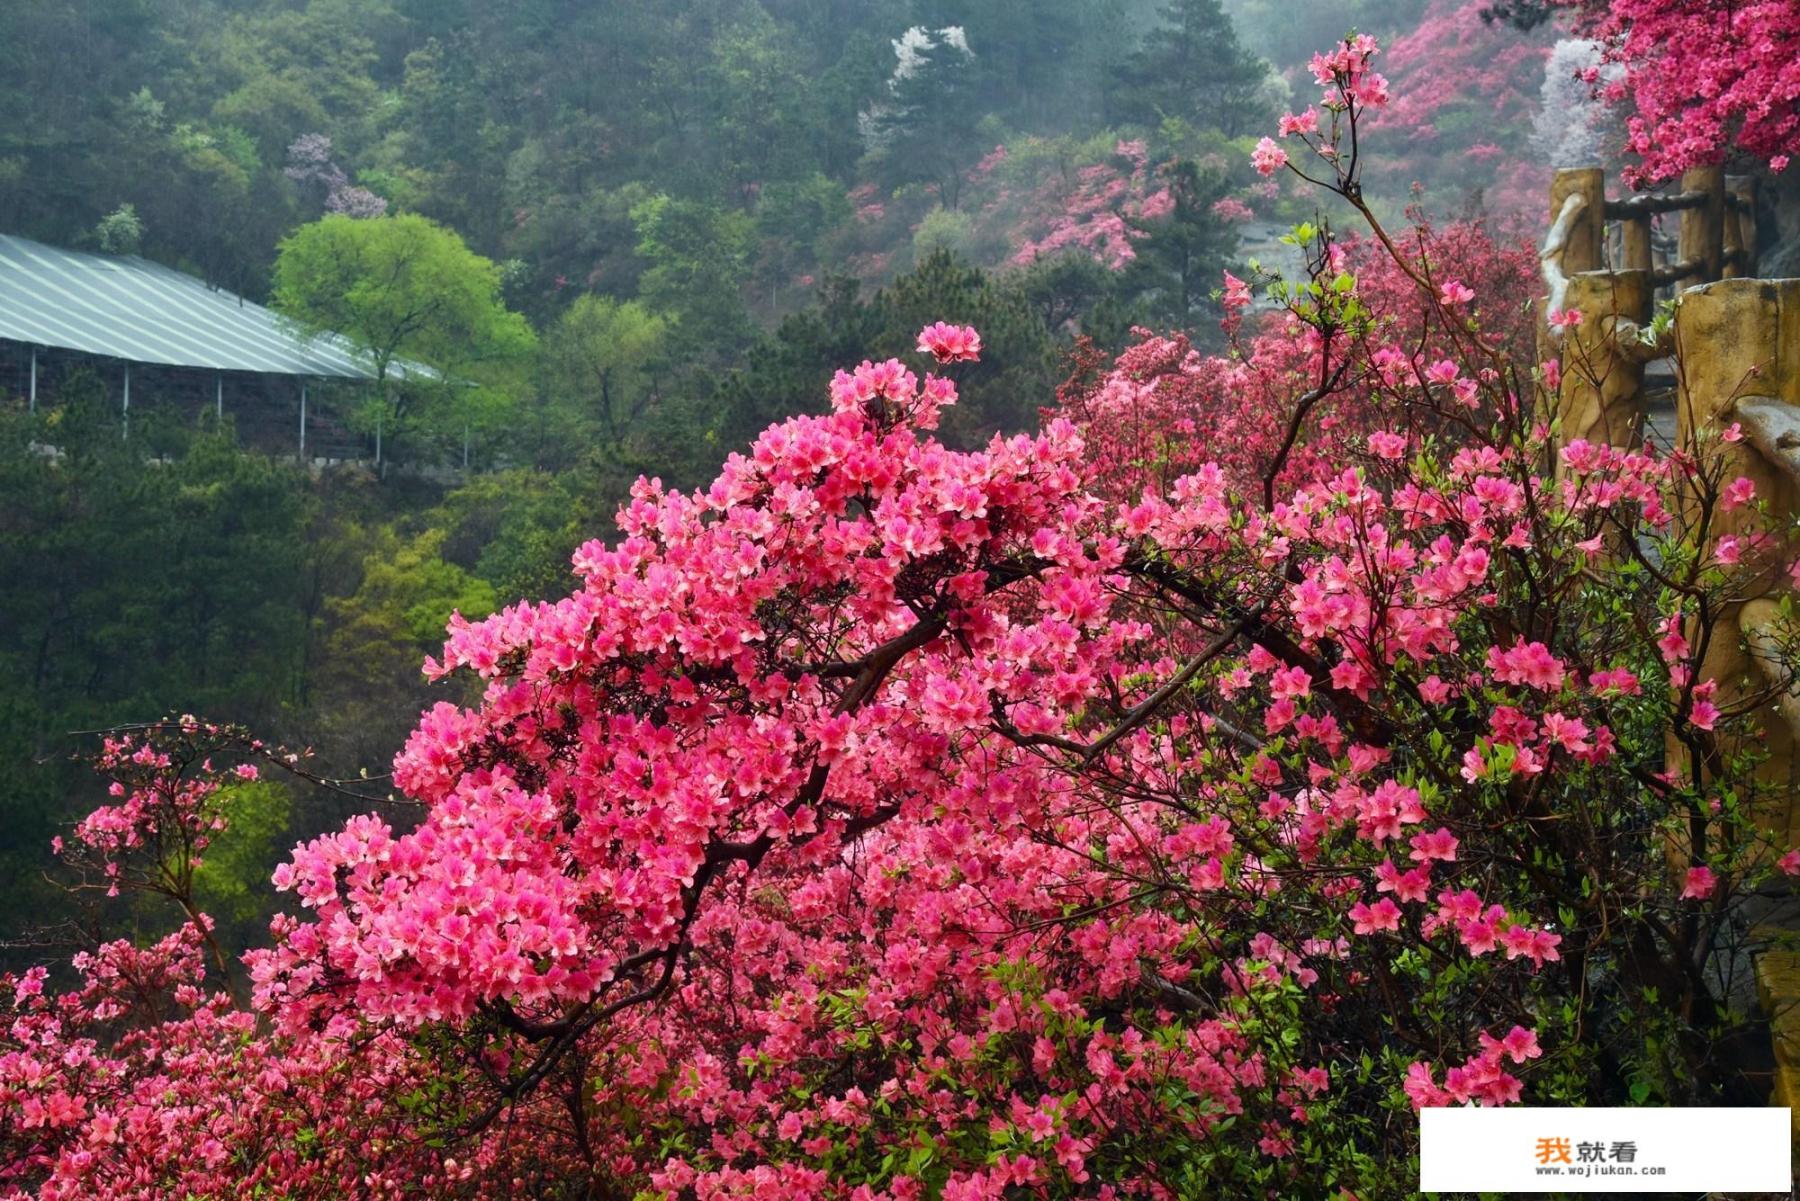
xmin=1532 ymin=39 xmax=1624 ymax=169
xmin=862 ymin=26 xmax=976 ymax=151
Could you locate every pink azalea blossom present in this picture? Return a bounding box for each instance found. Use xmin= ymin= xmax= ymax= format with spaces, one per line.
xmin=1438 ymin=279 xmax=1475 ymax=306
xmin=1368 ymin=430 xmax=1408 ymax=460
xmin=1278 ymin=108 xmax=1320 ymax=137
xmin=1349 ymin=897 xmax=1403 ymax=935
xmin=1251 ymin=137 xmax=1289 ymax=176
xmin=916 ymin=322 xmax=983 ymax=364
xmin=1681 ymin=865 xmax=1718 ymax=900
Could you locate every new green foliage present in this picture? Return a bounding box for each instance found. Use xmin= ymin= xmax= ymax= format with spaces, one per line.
xmin=272 ymin=213 xmax=536 ymax=451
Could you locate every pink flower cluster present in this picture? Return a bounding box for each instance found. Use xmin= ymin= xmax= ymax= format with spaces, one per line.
xmin=0 ymin=923 xmax=467 ymax=1200
xmin=1309 ymin=33 xmax=1390 ymax=111
xmin=1404 ymin=1026 xmax=1542 ymax=1108
xmin=1571 ymin=0 xmax=1800 ymax=183
xmin=1006 ymin=140 xmax=1178 ymax=270
xmin=915 ymin=321 xmax=982 ymax=364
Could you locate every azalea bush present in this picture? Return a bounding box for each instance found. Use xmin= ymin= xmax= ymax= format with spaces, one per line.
xmin=998 ymin=139 xmax=1178 ymax=271
xmin=6 ymin=33 xmax=1800 ymax=1201
xmin=1560 ymin=0 xmax=1800 ymax=184
xmin=1373 ymin=0 xmax=1554 ymax=213
xmin=1056 ymin=201 xmax=1540 ymax=496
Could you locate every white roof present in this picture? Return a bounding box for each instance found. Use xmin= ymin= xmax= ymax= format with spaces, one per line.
xmin=0 ymin=233 xmax=428 ymax=380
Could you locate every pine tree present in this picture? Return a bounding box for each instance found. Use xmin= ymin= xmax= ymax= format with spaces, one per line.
xmin=862 ymin=26 xmax=983 ymax=207
xmin=1107 ymin=0 xmax=1273 ymax=138
xmin=1116 ymin=160 xmax=1238 ymax=332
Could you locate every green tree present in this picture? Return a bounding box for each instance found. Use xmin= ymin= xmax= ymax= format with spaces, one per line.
xmin=388 ymin=31 xmax=518 ymax=250
xmin=862 ymin=25 xmax=985 ymax=209
xmin=1108 ymin=0 xmax=1275 ymax=137
xmin=702 ymin=10 xmax=822 ymax=194
xmin=874 ymin=249 xmax=1061 ymax=440
xmin=753 ymin=174 xmax=855 ymax=308
xmin=1225 ymin=0 xmax=1432 ymax=72
xmin=1017 ymin=251 xmax=1124 ymax=339
xmin=714 ymin=251 xmax=1059 ymax=451
xmin=630 ymin=194 xmax=755 ymax=357
xmin=0 ymin=392 xmax=310 ymax=965
xmin=1114 ymin=159 xmax=1239 ymax=332
xmin=272 ymin=213 xmax=537 ymax=451
xmin=190 ymin=0 xmax=400 ymax=162
xmin=709 ymin=274 xmax=887 ymax=454
xmin=191 ymin=779 xmax=293 ymax=953
xmin=312 ymin=527 xmax=497 ymax=770
xmin=94 ymin=203 xmax=143 ymax=255
xmin=908 ymin=0 xmax=1133 ymax=133
xmin=536 ymin=295 xmax=669 ymax=468
xmin=434 ymin=468 xmax=639 ymax=603
xmin=0 ymin=0 xmax=162 ymax=248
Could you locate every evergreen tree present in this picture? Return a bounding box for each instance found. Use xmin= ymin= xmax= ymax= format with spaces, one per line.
xmin=713 ymin=251 xmax=1060 ymax=453
xmin=908 ymin=0 xmax=1133 ymax=133
xmin=872 ymin=249 xmax=1060 ymax=441
xmin=1115 ymin=159 xmax=1238 ymax=332
xmin=1107 ymin=0 xmax=1274 ymax=137
xmin=862 ymin=26 xmax=984 ymax=208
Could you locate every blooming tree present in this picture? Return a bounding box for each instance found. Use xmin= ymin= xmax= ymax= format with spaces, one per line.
xmin=1559 ymin=0 xmax=1800 ymax=183
xmin=5 ymin=33 xmax=1799 ymax=1201
xmin=285 ymin=133 xmax=388 ymax=219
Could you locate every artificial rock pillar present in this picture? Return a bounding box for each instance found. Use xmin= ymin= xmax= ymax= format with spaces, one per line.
xmin=1555 ymin=269 xmax=1654 ymax=466
xmin=1677 ymin=166 xmax=1726 ymax=292
xmin=1673 ymin=278 xmax=1800 ymax=850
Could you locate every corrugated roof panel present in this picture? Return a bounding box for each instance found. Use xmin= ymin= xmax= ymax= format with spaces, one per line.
xmin=0 ymin=233 xmax=432 ymax=380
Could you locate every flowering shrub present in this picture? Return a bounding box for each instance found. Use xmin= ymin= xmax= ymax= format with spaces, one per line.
xmin=1368 ymin=1 xmax=1554 ymax=212
xmin=0 ymin=923 xmax=452 ymax=1201
xmin=0 ymin=726 xmax=454 ymax=1200
xmin=917 ymin=320 xmax=983 ymax=363
xmin=51 ymin=723 xmax=274 ymax=983
xmin=285 ymin=133 xmax=388 ymax=219
xmin=1056 ymin=203 xmax=1540 ymax=499
xmin=1004 ymin=139 xmax=1175 ymax=270
xmin=1210 ymin=195 xmax=1255 ymax=223
xmin=1565 ymin=0 xmax=1800 ymax=183
xmin=4 ymin=33 xmax=1798 ymax=1201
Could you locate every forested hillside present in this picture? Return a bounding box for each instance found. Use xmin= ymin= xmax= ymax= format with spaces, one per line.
xmin=1 ymin=0 xmax=1482 ymax=960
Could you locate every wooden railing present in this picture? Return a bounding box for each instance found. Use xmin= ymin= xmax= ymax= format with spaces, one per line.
xmin=1541 ymin=165 xmax=1758 ymax=320
xmin=1538 ymin=164 xmax=1775 ymax=460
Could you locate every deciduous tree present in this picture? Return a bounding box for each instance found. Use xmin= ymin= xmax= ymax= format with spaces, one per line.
xmin=271 ymin=212 xmax=536 ymax=447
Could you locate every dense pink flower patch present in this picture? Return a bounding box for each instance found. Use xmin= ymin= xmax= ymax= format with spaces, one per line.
xmin=1568 ymin=0 xmax=1800 ymax=183
xmin=1370 ymin=1 xmax=1553 ymax=212
xmin=1003 ymin=140 xmax=1178 ymax=270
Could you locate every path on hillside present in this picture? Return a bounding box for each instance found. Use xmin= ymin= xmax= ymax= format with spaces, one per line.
xmin=1235 ymin=221 xmax=1309 ymax=305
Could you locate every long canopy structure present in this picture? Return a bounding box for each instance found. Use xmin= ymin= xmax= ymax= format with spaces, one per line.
xmin=0 ymin=232 xmax=425 ymax=380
